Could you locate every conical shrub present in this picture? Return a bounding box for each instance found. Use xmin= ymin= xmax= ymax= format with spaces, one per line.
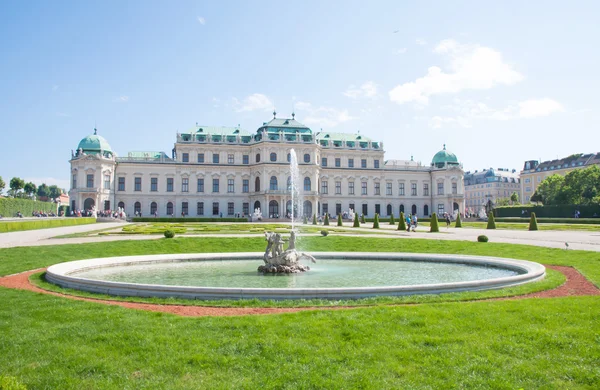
xmin=430 ymin=212 xmax=440 ymax=232
xmin=529 ymin=212 xmax=538 ymax=231
xmin=337 ymin=214 xmax=343 ymax=226
xmin=455 ymin=213 xmax=462 ymax=228
xmin=324 ymin=214 xmax=330 ymax=226
xmin=487 ymin=213 xmax=496 ymax=229
xmin=360 ymin=214 xmax=366 ymax=224
xmin=353 ymin=213 xmax=360 ymax=227
xmin=389 ymin=213 xmax=395 ymax=225
xmin=398 ymin=211 xmax=407 ymax=231
xmin=373 ymin=213 xmax=380 ymax=229
xmin=303 ymin=215 xmax=308 ymax=224
xmin=312 ymin=214 xmax=317 ymax=225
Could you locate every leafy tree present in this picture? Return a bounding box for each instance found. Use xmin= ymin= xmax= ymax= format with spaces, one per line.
xmin=495 ymin=198 xmax=510 ymax=207
xmin=337 ymin=214 xmax=342 ymax=226
xmin=353 ymin=213 xmax=360 ymax=227
xmin=430 ymin=213 xmax=439 ymax=232
xmin=48 ymin=185 xmax=62 ymax=200
xmin=0 ymin=176 xmax=5 ymax=195
xmin=37 ymin=183 xmax=49 ymax=198
xmin=398 ymin=212 xmax=406 ymax=231
xmin=487 ymin=213 xmax=496 ymax=229
xmin=373 ymin=213 xmax=380 ymax=229
xmin=9 ymin=177 xmax=24 ymax=197
xmin=533 ymin=174 xmax=565 ymax=205
xmin=510 ymin=192 xmax=519 ymax=204
xmin=23 ymin=182 xmax=37 ymax=198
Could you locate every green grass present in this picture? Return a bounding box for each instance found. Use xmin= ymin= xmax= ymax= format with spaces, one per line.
xmin=1 ymin=237 xmax=599 ymax=388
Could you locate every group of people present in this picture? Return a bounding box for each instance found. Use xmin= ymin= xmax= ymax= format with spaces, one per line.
xmin=405 ymin=213 xmax=418 ymax=232
xmin=32 ymin=210 xmax=57 ymax=218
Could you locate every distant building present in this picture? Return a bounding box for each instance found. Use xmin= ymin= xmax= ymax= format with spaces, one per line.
xmin=464 ymin=168 xmax=520 ymax=214
xmin=520 ymin=153 xmax=600 ymax=202
xmin=69 ymin=115 xmax=465 ymax=219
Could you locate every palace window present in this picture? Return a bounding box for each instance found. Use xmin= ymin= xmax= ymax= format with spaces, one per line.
xmin=304 ymin=153 xmax=310 ymax=163
xmin=321 ymin=157 xmax=327 ymax=167
xmin=197 ymin=153 xmax=204 ymax=163
xmin=270 ymin=152 xmax=277 ymax=162
xmin=228 ymin=179 xmax=234 ymax=193
xmin=270 ymin=176 xmax=278 ymax=191
xmin=228 ymin=154 xmax=234 ymax=164
xmin=452 ymin=182 xmax=457 ymax=195
xmin=243 ymin=202 xmax=249 ymax=215
xmin=213 ymin=153 xmax=219 ymax=164
xmin=212 ymin=202 xmax=219 ymax=215
xmin=72 ymin=174 xmax=77 ymax=189
xmin=166 ymin=202 xmax=173 ymax=216
xmin=167 ymin=178 xmax=173 ymax=192
xmin=242 ymin=155 xmax=249 ymax=164
xmin=134 ymin=177 xmax=141 ymax=192
xmin=411 ymin=183 xmax=417 ymax=196
xmin=322 ymin=203 xmax=328 ymax=216
xmin=361 ymin=181 xmax=367 ymax=195
xmin=386 ymin=183 xmax=392 ymax=196
xmin=335 ymin=181 xmax=342 ymax=195
xmin=104 ymin=175 xmax=110 ymax=189
xmin=348 ymin=182 xmax=355 ymax=195
xmin=182 ymin=178 xmax=189 ymax=192
xmin=348 ymin=158 xmax=354 ymax=168
xmin=374 ymin=182 xmax=380 ymax=195
xmin=150 ymin=202 xmax=157 ymax=215
xmin=362 ymin=204 xmax=368 ymax=216
xmin=197 ymin=202 xmax=204 ymax=216
xmin=375 ymin=204 xmax=381 ymax=215
xmin=182 ymin=202 xmax=188 ymax=216
xmin=438 ymin=182 xmax=444 ymax=195
xmin=321 ymin=180 xmax=328 ymax=194
xmin=242 ymin=179 xmax=249 ymax=193
xmin=304 ymin=177 xmax=311 ymax=191
xmin=423 ymin=183 xmax=429 ymax=196
xmin=361 ymin=159 xmax=367 ymax=168
xmin=335 ymin=158 xmax=341 ymax=167
xmin=197 ymin=178 xmax=204 ymax=192
xmin=256 ymin=153 xmax=261 ymax=163
xmin=86 ymin=174 xmax=94 ymax=188
xmin=228 ymin=202 xmax=234 ymax=215
xmin=182 ymin=153 xmax=189 ymax=163
xmin=399 ymin=183 xmax=405 ymax=196
xmin=374 ymin=160 xmax=380 ymax=168
xmin=438 ymin=204 xmax=445 ymax=215
xmin=151 ymin=178 xmax=158 ymax=192
xmin=212 ymin=178 xmax=219 ymax=193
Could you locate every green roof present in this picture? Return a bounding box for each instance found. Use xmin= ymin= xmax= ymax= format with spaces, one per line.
xmin=258 ymin=117 xmax=312 ymax=134
xmin=125 ymin=151 xmax=169 ymax=159
xmin=77 ymin=129 xmax=113 ymax=154
xmin=432 ymin=144 xmax=459 ymax=166
xmin=186 ymin=126 xmax=250 ymax=136
xmin=316 ymin=132 xmax=373 ymax=142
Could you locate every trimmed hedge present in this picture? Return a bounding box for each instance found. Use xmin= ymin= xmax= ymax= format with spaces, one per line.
xmin=430 ymin=213 xmax=440 ymax=232
xmin=366 ymin=217 xmax=432 ymax=223
xmin=494 ymin=204 xmax=600 ymax=218
xmin=477 ymin=235 xmax=489 ymax=242
xmin=0 ymin=217 xmax=96 ymax=233
xmin=494 ymin=217 xmax=600 ymax=225
xmin=337 ymin=214 xmax=343 ymax=226
xmin=487 ymin=213 xmax=496 ymax=229
xmin=398 ymin=212 xmax=407 ymax=231
xmin=0 ymin=197 xmax=56 ymax=217
xmin=455 ymin=213 xmax=462 ymax=228
xmin=389 ymin=213 xmax=395 ymax=225
xmin=353 ymin=213 xmax=360 ymax=227
xmin=529 ymin=212 xmax=539 ymax=231
xmin=373 ymin=214 xmax=380 ymax=229
xmin=132 ymin=217 xmax=248 ymax=223
xmin=324 ymin=214 xmax=330 ymax=226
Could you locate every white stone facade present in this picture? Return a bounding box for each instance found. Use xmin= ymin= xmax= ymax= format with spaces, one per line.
xmin=69 ymin=118 xmax=465 ymax=219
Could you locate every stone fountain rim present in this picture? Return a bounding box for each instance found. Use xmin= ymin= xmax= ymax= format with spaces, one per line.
xmin=45 ymin=252 xmax=546 ymax=300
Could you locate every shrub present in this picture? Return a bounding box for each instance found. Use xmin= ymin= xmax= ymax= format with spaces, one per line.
xmin=0 ymin=217 xmax=95 ymax=233
xmin=164 ymin=230 xmax=175 ymax=238
xmin=303 ymin=215 xmax=308 ymax=224
xmin=373 ymin=213 xmax=380 ymax=229
xmin=321 ymin=230 xmax=329 ymax=236
xmin=0 ymin=197 xmax=56 ymax=217
xmin=389 ymin=213 xmax=395 ymax=225
xmin=133 ymin=217 xmax=246 ymax=223
xmin=398 ymin=212 xmax=406 ymax=231
xmin=430 ymin=213 xmax=440 ymax=233
xmin=360 ymin=214 xmax=366 ymax=224
xmin=477 ymin=235 xmax=489 ymax=242
xmin=0 ymin=375 xmax=27 ymax=390
xmin=455 ymin=213 xmax=462 ymax=228
xmin=487 ymin=213 xmax=496 ymax=229
xmin=529 ymin=212 xmax=539 ymax=231
xmin=312 ymin=214 xmax=317 ymax=225
xmin=337 ymin=214 xmax=343 ymax=226
xmin=324 ymin=214 xmax=330 ymax=226
xmin=353 ymin=213 xmax=360 ymax=227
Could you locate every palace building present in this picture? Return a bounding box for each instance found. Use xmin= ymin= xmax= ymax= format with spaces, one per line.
xmin=69 ymin=114 xmax=465 ymax=219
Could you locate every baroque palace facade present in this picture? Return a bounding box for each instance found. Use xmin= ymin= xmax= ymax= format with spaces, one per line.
xmin=69 ymin=114 xmax=465 ymax=219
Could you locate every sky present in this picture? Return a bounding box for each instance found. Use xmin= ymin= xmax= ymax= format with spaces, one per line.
xmin=1 ymin=0 xmax=599 ymax=191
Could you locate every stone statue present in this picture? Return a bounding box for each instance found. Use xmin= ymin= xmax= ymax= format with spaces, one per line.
xmin=259 ymin=231 xmax=316 ymax=274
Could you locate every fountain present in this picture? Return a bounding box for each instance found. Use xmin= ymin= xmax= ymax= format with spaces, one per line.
xmin=258 ymin=231 xmax=316 ymax=274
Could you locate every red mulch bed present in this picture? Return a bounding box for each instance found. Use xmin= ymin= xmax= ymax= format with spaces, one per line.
xmin=0 ymin=265 xmax=597 ymax=317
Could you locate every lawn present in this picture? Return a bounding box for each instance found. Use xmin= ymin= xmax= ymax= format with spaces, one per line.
xmin=0 ymin=236 xmax=599 ymax=389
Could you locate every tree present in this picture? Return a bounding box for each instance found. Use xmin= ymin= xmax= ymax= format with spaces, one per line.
xmin=529 ymin=212 xmax=538 ymax=231
xmin=373 ymin=213 xmax=380 ymax=229
xmin=430 ymin=213 xmax=440 ymax=233
xmin=455 ymin=213 xmax=462 ymax=228
xmin=353 ymin=213 xmax=360 ymax=227
xmin=398 ymin=212 xmax=406 ymax=231
xmin=23 ymin=182 xmax=37 ymax=198
xmin=487 ymin=213 xmax=496 ymax=229
xmin=48 ymin=185 xmax=62 ymax=200
xmin=0 ymin=176 xmax=5 ymax=195
xmin=37 ymin=183 xmax=49 ymax=198
xmin=324 ymin=214 xmax=330 ymax=226
xmin=533 ymin=174 xmax=565 ymax=205
xmin=389 ymin=213 xmax=395 ymax=225
xmin=312 ymin=214 xmax=317 ymax=225
xmin=337 ymin=214 xmax=343 ymax=226
xmin=9 ymin=177 xmax=24 ymax=197
xmin=360 ymin=214 xmax=366 ymax=224
xmin=510 ymin=192 xmax=519 ymax=205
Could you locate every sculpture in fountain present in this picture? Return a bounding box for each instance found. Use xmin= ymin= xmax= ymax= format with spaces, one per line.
xmin=258 ymin=231 xmax=317 ymax=274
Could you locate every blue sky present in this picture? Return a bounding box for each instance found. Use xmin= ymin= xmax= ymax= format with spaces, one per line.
xmin=1 ymin=0 xmax=598 ymax=190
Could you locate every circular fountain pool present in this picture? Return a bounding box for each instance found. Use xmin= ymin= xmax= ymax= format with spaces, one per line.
xmin=46 ymin=252 xmax=545 ymax=300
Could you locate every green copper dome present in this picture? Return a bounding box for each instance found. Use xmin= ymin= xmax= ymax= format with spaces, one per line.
xmin=432 ymin=144 xmax=458 ymax=168
xmin=77 ymin=129 xmax=113 ymax=154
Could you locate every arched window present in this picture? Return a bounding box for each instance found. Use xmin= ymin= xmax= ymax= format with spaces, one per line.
xmin=253 ymin=201 xmax=261 ymax=212
xmin=255 ymin=177 xmax=260 ymax=192
xmin=134 ymin=202 xmax=141 ymax=215
xmin=400 ymin=204 xmax=405 ymax=213
xmin=269 ymin=200 xmax=279 ymax=218
xmin=304 ymin=177 xmax=311 ymax=191
xmin=424 ymin=204 xmax=429 ymax=216
xmin=150 ymin=202 xmax=157 ymax=215
xmin=166 ymin=202 xmax=173 ymax=216
xmin=411 ymin=204 xmax=417 ymax=215
xmin=304 ymin=153 xmax=310 ymax=163
xmin=117 ymin=201 xmax=124 ymax=210
xmin=256 ymin=153 xmax=261 ymax=163
xmin=270 ymin=152 xmax=277 ymax=162
xmin=287 ymin=153 xmax=291 ymax=162
xmin=386 ymin=204 xmax=393 ymax=216
xmin=270 ymin=176 xmax=278 ymax=190
xmin=303 ymin=200 xmax=312 ymax=217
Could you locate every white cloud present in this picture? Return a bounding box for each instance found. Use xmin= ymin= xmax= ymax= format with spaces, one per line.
xmin=415 ymin=38 xmax=427 ymax=45
xmin=114 ymin=96 xmax=129 ymax=102
xmin=197 ymin=16 xmax=206 ymax=25
xmin=397 ymin=48 xmax=407 ymax=54
xmin=429 ymin=98 xmax=563 ymax=128
xmin=23 ymin=177 xmax=70 ymax=191
xmin=295 ymin=101 xmax=355 ymax=128
xmin=233 ymin=93 xmax=273 ymax=112
xmin=343 ymin=81 xmax=378 ymax=99
xmin=518 ymin=98 xmax=564 ymax=118
xmin=389 ymin=39 xmax=523 ymax=105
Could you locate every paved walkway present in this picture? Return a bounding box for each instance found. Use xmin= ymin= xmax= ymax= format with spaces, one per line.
xmin=1 ymin=222 xmax=600 ymax=251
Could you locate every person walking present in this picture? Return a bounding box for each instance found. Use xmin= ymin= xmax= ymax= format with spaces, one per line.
xmin=406 ymin=214 xmax=412 ymax=232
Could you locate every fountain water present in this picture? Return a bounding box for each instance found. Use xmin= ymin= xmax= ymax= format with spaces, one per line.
xmin=289 ymin=149 xmax=303 ymax=230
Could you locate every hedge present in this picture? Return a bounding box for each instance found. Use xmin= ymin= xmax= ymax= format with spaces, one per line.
xmin=494 ymin=217 xmax=600 ymax=225
xmin=0 ymin=197 xmax=57 ymax=217
xmin=494 ymin=204 xmax=600 ymax=218
xmin=132 ymin=217 xmax=248 ymax=223
xmin=366 ymin=217 xmax=432 ymax=223
xmin=0 ymin=217 xmax=96 ymax=233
